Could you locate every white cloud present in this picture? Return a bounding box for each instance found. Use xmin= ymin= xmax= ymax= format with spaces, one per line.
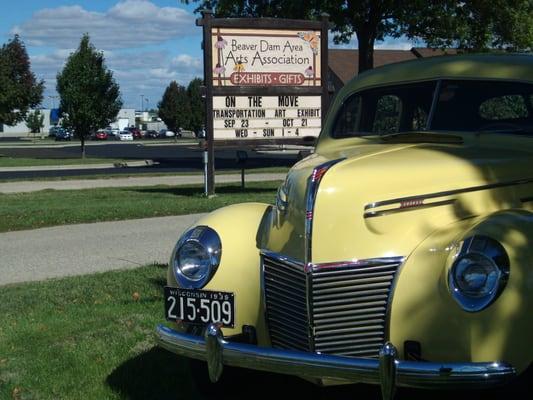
xmin=31 ymin=50 xmax=202 ymax=109
xmin=171 ymin=54 xmax=202 ymax=70
xmin=11 ymin=0 xmax=195 ymax=50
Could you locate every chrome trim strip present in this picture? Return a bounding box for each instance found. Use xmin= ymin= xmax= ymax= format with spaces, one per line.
xmin=304 ymin=158 xmax=345 ymax=351
xmin=364 ymin=178 xmax=533 ymax=218
xmin=304 ymin=158 xmax=345 ymax=265
xmin=364 ymin=199 xmax=456 ymax=218
xmin=156 ymin=323 xmax=516 ymax=396
xmin=261 ymin=250 xmax=305 ymax=271
xmin=307 ymin=256 xmax=404 ymax=273
xmin=383 ymin=257 xmax=406 ymax=342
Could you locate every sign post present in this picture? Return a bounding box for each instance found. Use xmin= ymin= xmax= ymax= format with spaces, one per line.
xmin=197 ymin=12 xmax=329 ymax=196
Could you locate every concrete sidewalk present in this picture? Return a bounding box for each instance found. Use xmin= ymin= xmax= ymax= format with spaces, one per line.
xmin=0 ymin=214 xmax=206 ymax=285
xmin=0 ymin=160 xmax=156 ymax=172
xmin=0 ymin=172 xmax=286 ymax=193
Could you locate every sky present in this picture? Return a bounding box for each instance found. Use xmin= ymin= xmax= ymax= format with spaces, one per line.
xmin=1 ymin=0 xmax=414 ymax=110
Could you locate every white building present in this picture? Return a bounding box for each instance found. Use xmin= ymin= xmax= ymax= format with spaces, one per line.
xmin=108 ymin=109 xmax=135 ymax=130
xmin=0 ymin=109 xmax=54 ymax=136
xmin=0 ymin=108 xmax=137 ymax=136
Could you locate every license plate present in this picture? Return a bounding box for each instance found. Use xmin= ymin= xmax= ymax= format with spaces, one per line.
xmin=164 ymin=287 xmax=235 ymax=328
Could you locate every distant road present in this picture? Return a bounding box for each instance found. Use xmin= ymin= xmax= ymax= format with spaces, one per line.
xmin=0 ymin=142 xmax=300 ymax=179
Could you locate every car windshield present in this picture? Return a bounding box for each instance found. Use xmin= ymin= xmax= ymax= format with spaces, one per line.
xmin=332 ymin=80 xmax=533 ymax=138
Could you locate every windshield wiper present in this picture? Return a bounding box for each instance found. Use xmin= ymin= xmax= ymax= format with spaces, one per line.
xmin=379 ymin=131 xmax=463 ymax=144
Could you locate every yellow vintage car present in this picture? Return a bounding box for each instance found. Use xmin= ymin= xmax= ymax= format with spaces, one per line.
xmin=156 ymin=54 xmax=533 ymax=399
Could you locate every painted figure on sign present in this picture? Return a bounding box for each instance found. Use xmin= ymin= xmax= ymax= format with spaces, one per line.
xmin=214 ymin=35 xmax=228 ymax=85
xmin=215 ymin=35 xmax=227 ymax=50
xmin=234 ymin=56 xmax=246 ymax=73
xmin=297 ymin=31 xmax=319 ymax=55
xmin=214 ymin=63 xmax=226 ymax=86
xmin=305 ymin=66 xmax=314 ymax=86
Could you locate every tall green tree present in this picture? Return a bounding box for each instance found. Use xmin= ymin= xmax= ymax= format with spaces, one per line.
xmin=186 ymin=0 xmax=532 ymax=72
xmin=158 ymin=81 xmax=191 ymax=133
xmin=0 ymin=35 xmax=44 ymax=126
xmin=187 ymin=78 xmax=205 ymax=133
xmin=56 ymin=34 xmax=122 ymax=157
xmin=26 ymin=109 xmax=44 ymax=134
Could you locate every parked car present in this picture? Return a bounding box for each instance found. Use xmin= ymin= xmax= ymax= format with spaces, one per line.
xmin=144 ymin=130 xmax=158 ymax=139
xmin=196 ymin=128 xmax=206 ymax=138
xmin=48 ymin=126 xmax=61 ymax=138
xmin=54 ymin=128 xmax=72 ymax=141
xmin=115 ymin=130 xmax=133 ymax=141
xmin=125 ymin=126 xmax=142 ymax=139
xmin=159 ymin=129 xmax=176 ymax=138
xmin=156 ymin=54 xmax=533 ymax=398
xmin=104 ymin=127 xmax=119 ymax=138
xmin=91 ymin=130 xmax=108 ymax=140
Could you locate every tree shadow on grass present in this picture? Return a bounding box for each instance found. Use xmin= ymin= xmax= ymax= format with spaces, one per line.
xmin=105 ymin=346 xmax=510 ymax=400
xmin=106 ymin=347 xmax=196 ymax=400
xmin=129 ymin=185 xmax=277 ymax=197
xmin=105 ymin=347 xmax=382 ymax=400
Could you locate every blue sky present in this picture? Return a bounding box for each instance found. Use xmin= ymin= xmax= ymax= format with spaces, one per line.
xmin=1 ymin=1 xmax=413 ymax=109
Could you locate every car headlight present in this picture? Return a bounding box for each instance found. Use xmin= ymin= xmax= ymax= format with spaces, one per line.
xmin=171 ymin=226 xmax=221 ymax=289
xmin=448 ymin=235 xmax=509 ymax=312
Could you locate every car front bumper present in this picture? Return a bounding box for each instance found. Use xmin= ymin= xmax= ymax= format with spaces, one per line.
xmin=156 ymin=324 xmax=516 ymax=400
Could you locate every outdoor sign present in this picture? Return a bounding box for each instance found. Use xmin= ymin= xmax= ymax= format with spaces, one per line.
xmin=211 ymin=29 xmax=321 ymax=87
xmin=213 ymin=95 xmax=322 ymax=139
xmin=197 ymin=12 xmax=329 ymax=194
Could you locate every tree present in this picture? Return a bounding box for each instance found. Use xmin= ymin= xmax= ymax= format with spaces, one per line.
xmin=399 ymin=0 xmax=533 ymax=52
xmin=158 ymin=81 xmax=191 ymax=133
xmin=0 ymin=35 xmax=44 ymax=126
xmin=186 ymin=0 xmax=532 ymax=73
xmin=26 ymin=109 xmax=44 ymax=134
xmin=187 ymin=78 xmax=205 ymax=133
xmin=56 ymin=34 xmax=122 ymax=157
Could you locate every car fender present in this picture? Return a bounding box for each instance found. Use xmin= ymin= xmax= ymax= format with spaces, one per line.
xmin=167 ymin=202 xmax=272 ymax=342
xmin=390 ymin=209 xmax=533 ymax=372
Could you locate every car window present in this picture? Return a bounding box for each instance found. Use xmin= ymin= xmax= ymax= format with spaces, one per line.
xmin=431 ymin=80 xmax=533 ymax=132
xmin=332 ymin=95 xmax=362 ymax=137
xmin=479 ymin=95 xmax=528 ymax=120
xmin=372 ymin=95 xmax=401 ymax=134
xmin=331 ymin=81 xmax=436 ymax=138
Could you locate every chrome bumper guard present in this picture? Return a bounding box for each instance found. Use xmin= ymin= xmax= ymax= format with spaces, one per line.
xmin=156 ymin=324 xmax=516 ymax=400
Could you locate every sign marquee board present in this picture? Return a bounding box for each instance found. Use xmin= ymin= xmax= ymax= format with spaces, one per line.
xmin=198 ymin=12 xmax=329 ymax=194
xmin=213 ymin=95 xmax=322 ymax=139
xmin=212 ymin=29 xmax=321 ymax=87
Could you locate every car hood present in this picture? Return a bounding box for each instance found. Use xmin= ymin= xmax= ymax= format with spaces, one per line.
xmin=259 ymin=135 xmax=533 ymax=263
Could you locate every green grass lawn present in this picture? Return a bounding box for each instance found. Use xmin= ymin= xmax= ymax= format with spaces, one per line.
xmin=0 ymin=181 xmax=280 ymax=232
xmin=0 ymin=266 xmax=344 ymax=400
xmin=0 ymin=265 xmax=197 ymax=399
xmin=0 ymin=266 xmax=479 ymax=400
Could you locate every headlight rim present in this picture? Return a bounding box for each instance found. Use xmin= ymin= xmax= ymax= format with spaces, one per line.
xmin=171 ymin=225 xmax=222 ymax=289
xmin=448 ymin=235 xmax=509 ymax=313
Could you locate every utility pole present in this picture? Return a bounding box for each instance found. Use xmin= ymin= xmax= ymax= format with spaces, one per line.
xmin=140 ymin=94 xmax=144 ymax=112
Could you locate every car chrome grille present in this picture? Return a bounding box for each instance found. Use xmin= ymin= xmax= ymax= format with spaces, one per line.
xmin=262 ymin=252 xmax=402 ymax=358
xmin=262 ymin=254 xmax=310 ymax=351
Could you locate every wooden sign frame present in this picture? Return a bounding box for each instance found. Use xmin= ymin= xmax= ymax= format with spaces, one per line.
xmin=197 ymin=11 xmax=329 ymax=195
